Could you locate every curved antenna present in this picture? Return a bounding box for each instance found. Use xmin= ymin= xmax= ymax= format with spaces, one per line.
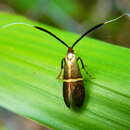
xmin=71 ymin=13 xmax=130 ymax=49
xmin=0 ymin=22 xmax=33 ymax=28
xmin=71 ymin=23 xmax=103 ymax=48
xmin=0 ymin=22 xmax=69 ymax=48
xmin=34 ymin=26 xmax=69 ymax=48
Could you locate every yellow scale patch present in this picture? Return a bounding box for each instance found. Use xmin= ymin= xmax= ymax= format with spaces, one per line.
xmin=63 ymin=78 xmax=83 ymax=82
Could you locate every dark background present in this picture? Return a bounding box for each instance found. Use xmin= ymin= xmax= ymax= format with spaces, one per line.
xmin=0 ymin=0 xmax=130 ymax=130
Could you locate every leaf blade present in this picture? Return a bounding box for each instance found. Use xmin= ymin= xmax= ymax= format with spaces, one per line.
xmin=0 ymin=12 xmax=130 ymax=129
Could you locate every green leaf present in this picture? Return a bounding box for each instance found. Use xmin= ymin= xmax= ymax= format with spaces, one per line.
xmin=0 ymin=12 xmax=130 ymax=130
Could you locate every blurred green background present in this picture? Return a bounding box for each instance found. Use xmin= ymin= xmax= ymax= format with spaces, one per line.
xmin=0 ymin=0 xmax=130 ymax=130
xmin=0 ymin=0 xmax=130 ymax=47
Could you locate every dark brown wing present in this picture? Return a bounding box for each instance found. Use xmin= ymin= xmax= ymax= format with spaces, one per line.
xmin=63 ymin=80 xmax=85 ymax=108
xmin=63 ymin=53 xmax=85 ymax=108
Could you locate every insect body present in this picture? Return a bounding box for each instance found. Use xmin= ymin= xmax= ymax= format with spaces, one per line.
xmin=33 ymin=14 xmax=130 ymax=108
xmin=1 ymin=13 xmax=130 ymax=108
xmin=34 ymin=23 xmax=106 ymax=108
xmin=63 ymin=48 xmax=85 ymax=108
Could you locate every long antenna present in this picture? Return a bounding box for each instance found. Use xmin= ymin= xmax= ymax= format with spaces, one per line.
xmin=71 ymin=13 xmax=130 ymax=49
xmin=71 ymin=23 xmax=103 ymax=48
xmin=0 ymin=22 xmax=69 ymax=48
xmin=1 ymin=13 xmax=130 ymax=49
xmin=34 ymin=26 xmax=69 ymax=48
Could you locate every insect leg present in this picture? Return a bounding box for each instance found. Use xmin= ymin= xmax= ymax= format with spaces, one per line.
xmin=77 ymin=57 xmax=93 ymax=78
xmin=57 ymin=58 xmax=64 ymax=80
xmin=77 ymin=57 xmax=85 ymax=68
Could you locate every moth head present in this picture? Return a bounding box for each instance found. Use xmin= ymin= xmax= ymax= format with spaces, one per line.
xmin=67 ymin=52 xmax=75 ymax=61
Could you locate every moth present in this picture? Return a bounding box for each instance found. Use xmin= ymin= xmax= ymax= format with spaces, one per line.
xmin=1 ymin=13 xmax=129 ymax=108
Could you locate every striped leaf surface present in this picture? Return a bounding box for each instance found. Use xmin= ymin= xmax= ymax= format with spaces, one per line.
xmin=0 ymin=12 xmax=130 ymax=129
